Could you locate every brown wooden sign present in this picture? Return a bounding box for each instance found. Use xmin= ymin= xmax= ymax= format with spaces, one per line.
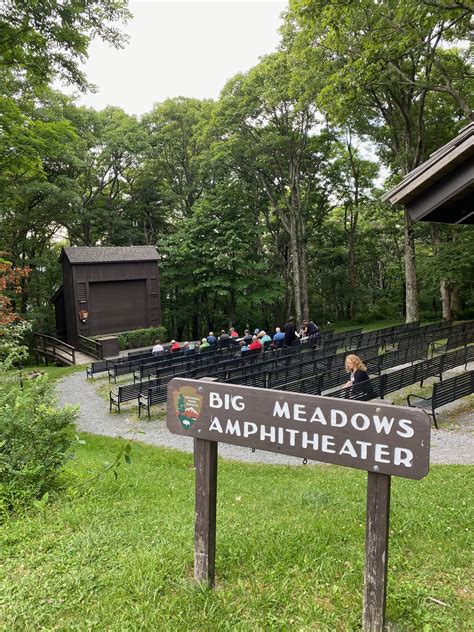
xmin=167 ymin=378 xmax=430 ymax=480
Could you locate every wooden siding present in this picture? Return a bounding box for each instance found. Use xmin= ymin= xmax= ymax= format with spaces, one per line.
xmin=60 ymin=257 xmax=160 ymax=347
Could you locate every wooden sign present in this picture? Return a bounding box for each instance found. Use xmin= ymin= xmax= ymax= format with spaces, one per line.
xmin=166 ymin=377 xmax=431 ymax=632
xmin=167 ymin=378 xmax=430 ymax=480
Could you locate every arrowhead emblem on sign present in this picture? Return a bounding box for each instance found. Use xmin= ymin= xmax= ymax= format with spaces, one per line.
xmin=173 ymin=385 xmax=203 ymax=430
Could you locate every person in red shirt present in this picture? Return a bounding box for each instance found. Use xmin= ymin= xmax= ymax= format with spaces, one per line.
xmin=229 ymin=327 xmax=239 ymax=338
xmin=248 ymin=335 xmax=262 ymax=352
xmin=170 ymin=340 xmax=181 ymax=352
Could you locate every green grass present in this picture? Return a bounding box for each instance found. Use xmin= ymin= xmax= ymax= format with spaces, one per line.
xmin=1 ymin=435 xmax=472 ymax=631
xmin=28 ymin=363 xmax=85 ymax=381
xmin=0 ymin=364 xmax=83 ymax=396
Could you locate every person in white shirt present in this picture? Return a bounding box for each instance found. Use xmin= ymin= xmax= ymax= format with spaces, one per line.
xmin=152 ymin=339 xmax=164 ymax=354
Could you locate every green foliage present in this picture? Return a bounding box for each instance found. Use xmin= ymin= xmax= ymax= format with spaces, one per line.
xmin=0 ymin=377 xmax=77 ymax=514
xmin=116 ymin=326 xmax=167 ymax=351
xmin=0 ymin=320 xmax=32 ymax=370
xmin=1 ymin=0 xmax=472 ymax=339
xmin=0 ymin=0 xmax=131 ymax=89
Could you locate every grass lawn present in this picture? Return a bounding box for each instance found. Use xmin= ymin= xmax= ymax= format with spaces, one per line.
xmin=1 ymin=435 xmax=472 ymax=631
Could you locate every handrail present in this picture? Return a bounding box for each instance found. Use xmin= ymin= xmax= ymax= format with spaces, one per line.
xmin=78 ymin=335 xmax=103 ymax=359
xmin=34 ymin=333 xmax=76 ymax=366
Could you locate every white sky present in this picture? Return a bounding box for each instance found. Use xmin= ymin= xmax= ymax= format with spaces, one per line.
xmin=72 ymin=0 xmax=287 ymax=115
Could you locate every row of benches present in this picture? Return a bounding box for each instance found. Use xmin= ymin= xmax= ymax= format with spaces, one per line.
xmin=281 ymin=350 xmax=474 ymax=427
xmin=135 ymin=345 xmax=472 ymax=420
xmin=89 ymin=318 xmax=471 ymax=381
xmin=110 ymin=335 xmax=472 ymax=423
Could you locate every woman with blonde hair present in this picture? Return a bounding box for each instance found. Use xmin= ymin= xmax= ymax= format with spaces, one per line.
xmin=343 ymin=354 xmax=370 ymax=389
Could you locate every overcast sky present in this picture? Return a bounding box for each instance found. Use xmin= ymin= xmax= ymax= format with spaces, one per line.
xmin=72 ymin=0 xmax=287 ymax=115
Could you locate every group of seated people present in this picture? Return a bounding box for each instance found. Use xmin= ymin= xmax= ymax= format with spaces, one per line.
xmin=151 ymin=318 xmax=321 ymax=356
xmin=150 ymin=322 xmax=371 ymax=394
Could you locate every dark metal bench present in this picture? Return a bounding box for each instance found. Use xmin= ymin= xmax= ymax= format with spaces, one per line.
xmin=110 ymin=377 xmax=161 ymax=412
xmin=278 ymin=373 xmax=322 ymax=395
xmin=138 ymin=384 xmax=169 ymax=418
xmin=432 ymin=330 xmax=474 ymax=356
xmin=325 ymin=375 xmax=385 ymax=401
xmin=407 ymin=370 xmax=474 ymax=428
xmin=442 ymin=345 xmax=474 ymax=372
xmin=86 ymin=359 xmax=109 ymax=378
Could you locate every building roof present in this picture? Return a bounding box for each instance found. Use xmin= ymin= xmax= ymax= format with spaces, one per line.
xmin=61 ymin=246 xmax=159 ymax=264
xmin=383 ymin=122 xmax=474 ymax=224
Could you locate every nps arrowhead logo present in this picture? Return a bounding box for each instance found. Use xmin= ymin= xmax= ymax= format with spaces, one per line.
xmin=173 ymin=385 xmax=203 ymax=430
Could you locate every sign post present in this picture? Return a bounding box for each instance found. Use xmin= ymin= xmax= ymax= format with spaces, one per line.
xmin=363 ymin=472 xmax=391 ymax=631
xmin=167 ymin=378 xmax=431 ymax=629
xmin=194 ymin=437 xmax=218 ymax=586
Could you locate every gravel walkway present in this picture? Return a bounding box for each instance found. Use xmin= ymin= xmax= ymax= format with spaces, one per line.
xmin=56 ymin=370 xmax=474 ymax=466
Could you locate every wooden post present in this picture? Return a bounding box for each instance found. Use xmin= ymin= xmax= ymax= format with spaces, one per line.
xmin=194 ymin=437 xmax=218 ymax=587
xmin=363 ymin=472 xmax=391 ymax=632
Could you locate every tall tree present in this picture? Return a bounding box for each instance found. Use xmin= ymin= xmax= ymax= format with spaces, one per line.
xmin=285 ymin=0 xmax=473 ymax=321
xmin=59 ymin=105 xmax=148 ymax=246
xmin=214 ymin=52 xmax=335 ymax=324
xmin=330 ymin=132 xmax=379 ymax=319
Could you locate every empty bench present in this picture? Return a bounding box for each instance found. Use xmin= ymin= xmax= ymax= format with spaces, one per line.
xmin=407 ymin=370 xmax=474 ymax=428
xmin=109 ymin=378 xmax=161 ymax=412
xmin=138 ymin=384 xmax=169 ymax=418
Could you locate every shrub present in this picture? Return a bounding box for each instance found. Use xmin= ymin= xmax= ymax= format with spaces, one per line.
xmin=117 ymin=326 xmax=167 ymax=350
xmin=0 ymin=377 xmax=77 ymax=514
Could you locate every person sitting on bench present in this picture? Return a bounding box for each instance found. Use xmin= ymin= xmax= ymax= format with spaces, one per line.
xmin=343 ymin=354 xmax=374 ymax=400
xmin=152 ymin=339 xmax=164 ymax=354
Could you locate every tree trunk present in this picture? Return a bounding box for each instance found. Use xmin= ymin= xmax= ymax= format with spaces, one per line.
xmin=228 ymin=286 xmax=236 ymax=329
xmin=297 ymin=214 xmax=309 ymax=320
xmin=289 ymin=215 xmax=303 ymax=325
xmin=192 ymin=294 xmax=199 ymax=340
xmin=440 ymin=279 xmax=453 ymax=321
xmin=404 ymin=210 xmax=418 ymax=322
xmin=450 ymin=284 xmax=459 ymax=319
xmin=348 ymin=232 xmax=357 ymax=320
xmin=431 ymin=223 xmax=454 ymax=321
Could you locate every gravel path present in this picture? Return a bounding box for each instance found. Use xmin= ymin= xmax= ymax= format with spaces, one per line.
xmin=56 ymin=370 xmax=474 ymax=466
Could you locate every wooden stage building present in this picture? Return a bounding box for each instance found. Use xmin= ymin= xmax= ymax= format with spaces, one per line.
xmin=52 ymin=246 xmax=160 ymax=348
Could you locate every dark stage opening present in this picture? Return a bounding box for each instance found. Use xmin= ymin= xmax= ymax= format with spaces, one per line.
xmin=89 ymin=279 xmax=147 ymax=335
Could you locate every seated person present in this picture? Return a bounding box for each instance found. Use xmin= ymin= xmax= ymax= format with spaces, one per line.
xmin=273 ymin=327 xmax=285 ymax=348
xmin=303 ymin=320 xmax=319 ymax=337
xmin=170 ymin=340 xmax=181 ymax=352
xmin=152 ymin=339 xmax=164 ymax=354
xmin=229 ymin=327 xmax=239 ymax=338
xmin=200 ymin=337 xmax=210 ymax=351
xmin=258 ymin=330 xmax=272 ymax=345
xmin=343 ymin=354 xmax=374 ymax=400
xmin=242 ymin=329 xmax=253 ymax=345
xmin=183 ymin=341 xmax=195 ymax=355
xmin=239 ymin=340 xmax=249 ymax=354
xmin=248 ymin=335 xmax=262 ymax=352
xmin=207 ymin=331 xmax=217 ymax=345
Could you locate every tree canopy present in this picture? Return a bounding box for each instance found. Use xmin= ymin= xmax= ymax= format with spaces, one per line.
xmin=0 ymin=0 xmax=472 ymax=340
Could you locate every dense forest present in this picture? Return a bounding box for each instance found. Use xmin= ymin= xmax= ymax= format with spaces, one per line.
xmin=1 ymin=0 xmax=473 ymax=342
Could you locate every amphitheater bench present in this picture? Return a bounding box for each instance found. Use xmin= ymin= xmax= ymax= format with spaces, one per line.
xmin=407 ymin=370 xmax=474 ymax=429
xmin=86 ymin=360 xmax=109 ymax=378
xmin=109 ymin=377 xmax=161 ymax=412
xmin=138 ymin=384 xmax=168 ymax=418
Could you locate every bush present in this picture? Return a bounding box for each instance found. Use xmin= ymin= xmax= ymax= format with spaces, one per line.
xmin=116 ymin=326 xmax=167 ymax=351
xmin=0 ymin=377 xmax=77 ymax=514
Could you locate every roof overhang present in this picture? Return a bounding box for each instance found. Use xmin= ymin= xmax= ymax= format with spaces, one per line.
xmin=383 ymin=122 xmax=474 ymax=224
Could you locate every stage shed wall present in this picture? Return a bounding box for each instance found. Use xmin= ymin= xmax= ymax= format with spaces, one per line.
xmin=54 ymin=246 xmax=160 ymax=347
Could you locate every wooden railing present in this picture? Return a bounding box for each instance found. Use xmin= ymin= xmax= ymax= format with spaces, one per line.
xmin=78 ymin=335 xmax=103 ymax=359
xmin=34 ymin=333 xmax=76 ymax=366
